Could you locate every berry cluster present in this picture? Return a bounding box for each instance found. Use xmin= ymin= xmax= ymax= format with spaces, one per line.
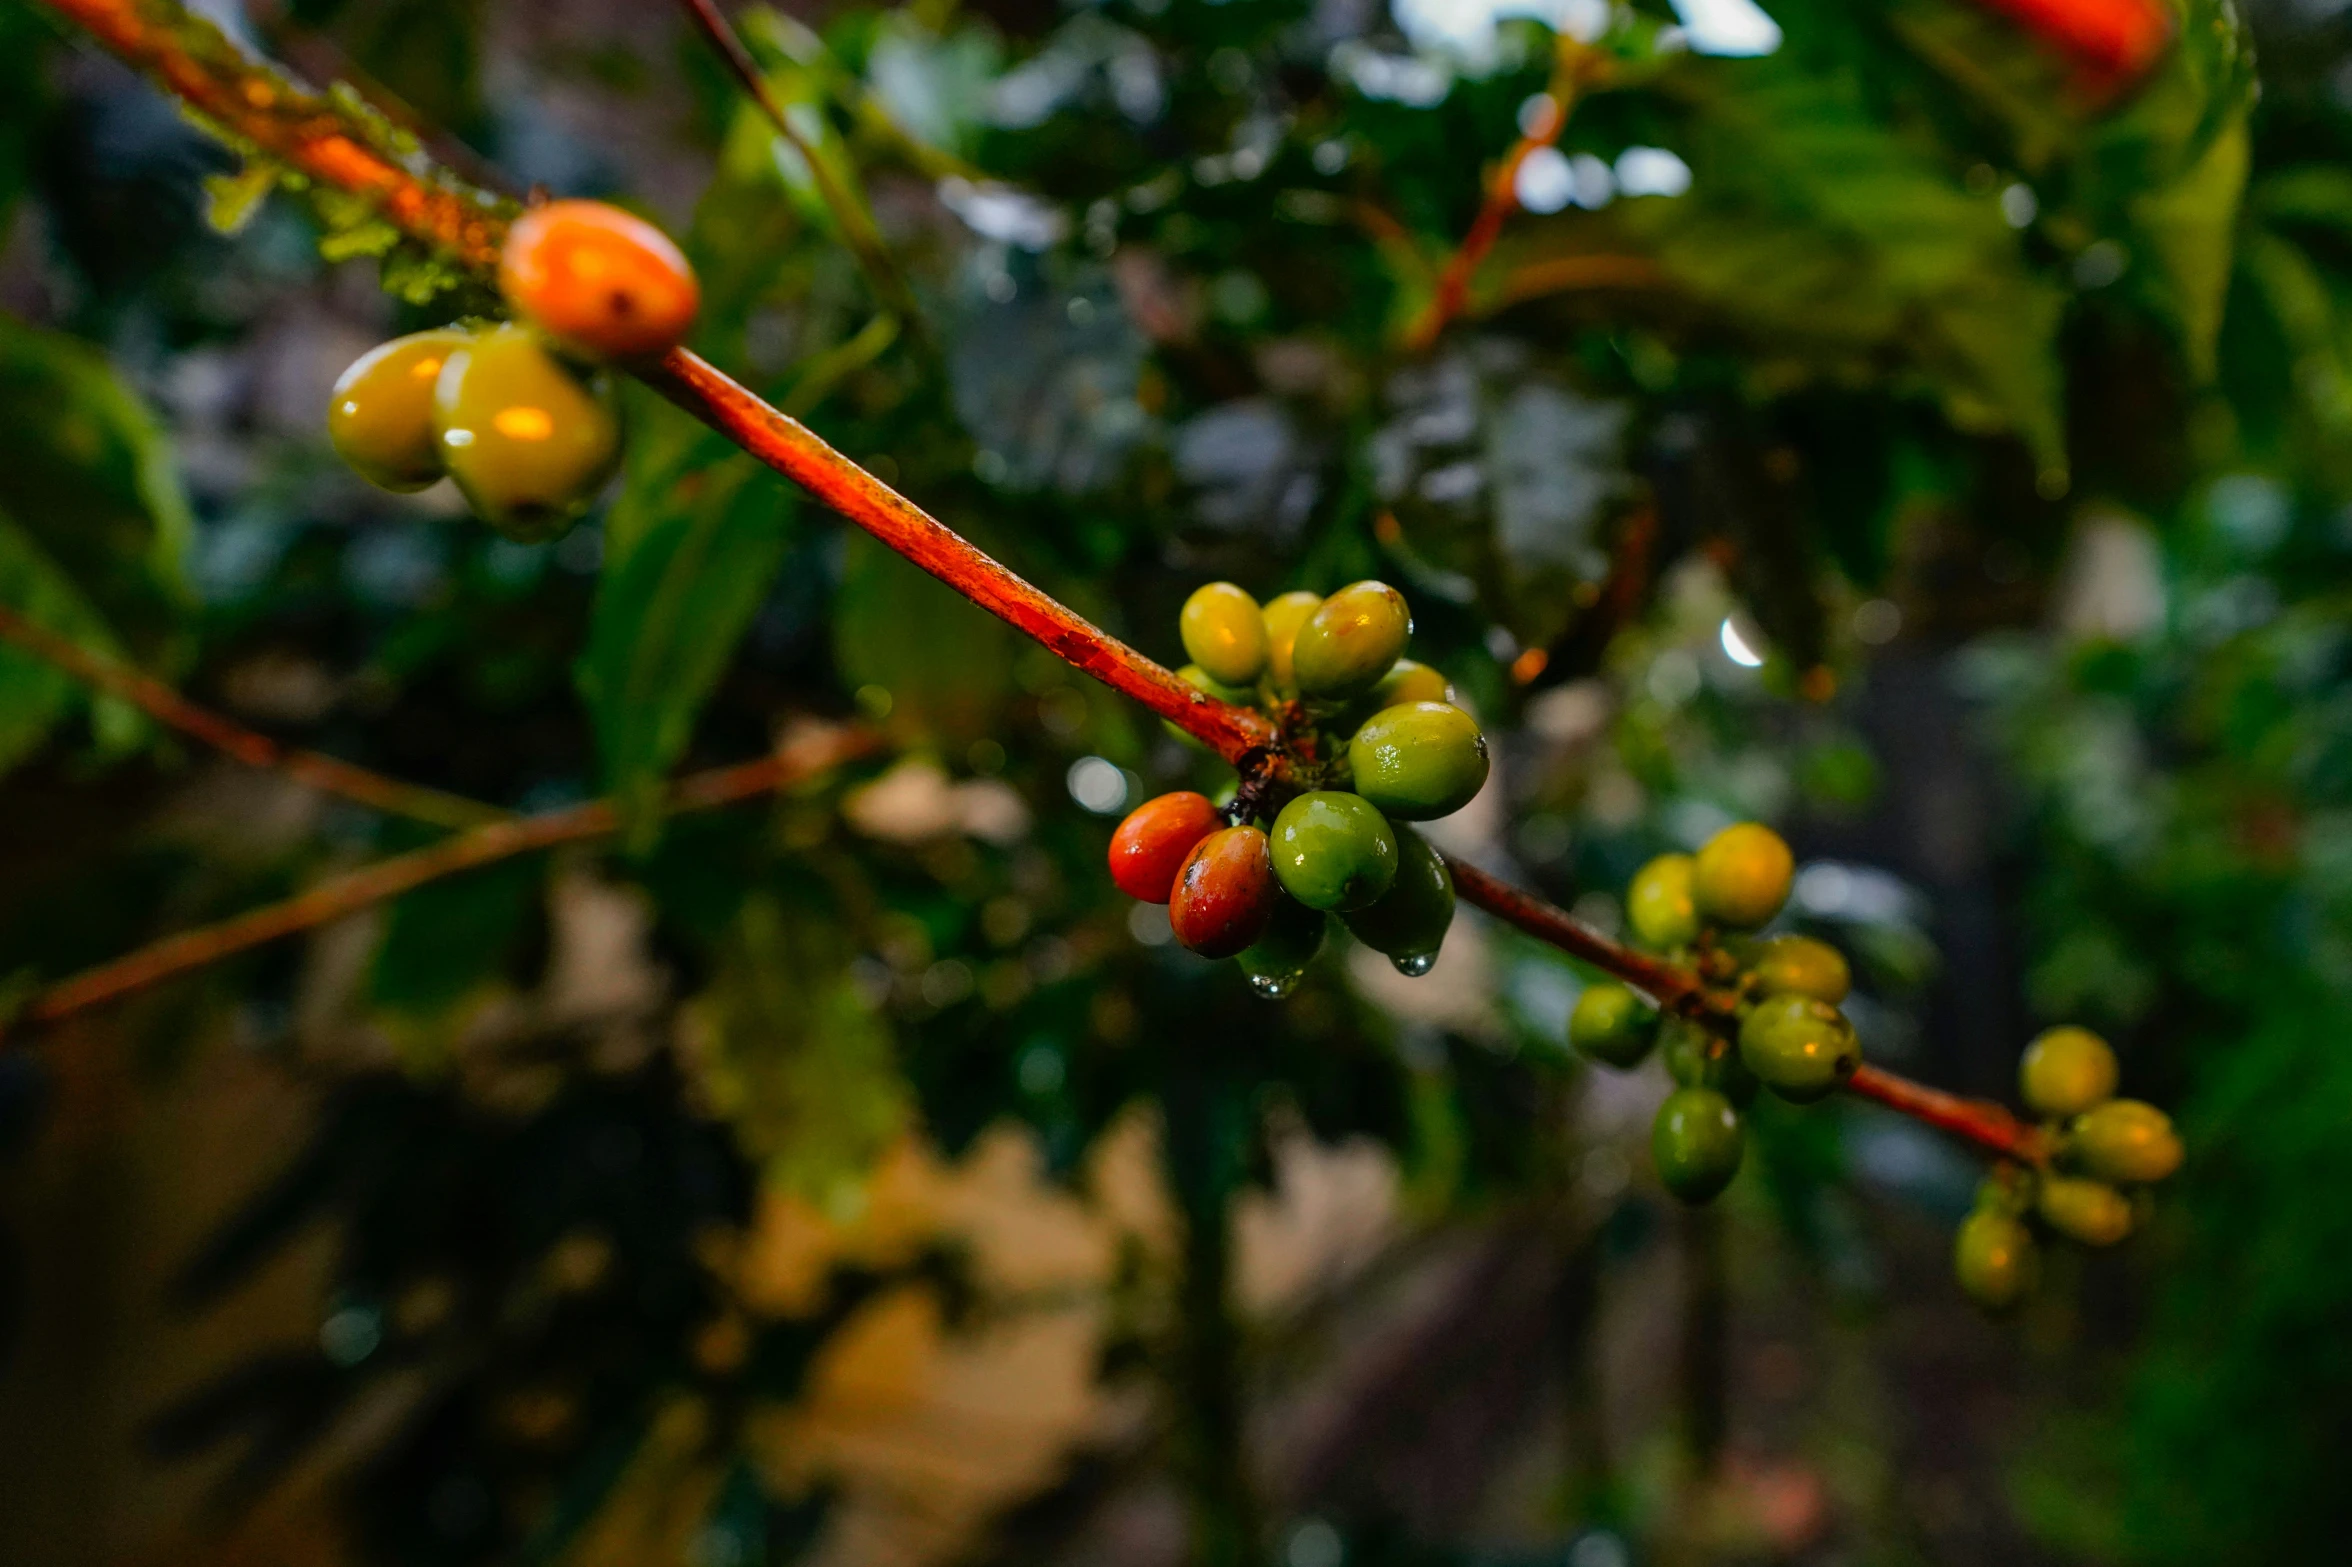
xmin=1107 ymin=581 xmax=1491 ymax=997
xmin=326 ymin=201 xmax=701 ymax=540
xmin=1569 ymin=823 xmax=1854 ymax=1202
xmin=1954 ymin=1027 xmax=2181 ymax=1310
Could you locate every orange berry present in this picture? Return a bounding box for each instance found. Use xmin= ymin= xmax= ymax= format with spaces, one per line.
xmin=499 ymin=200 xmax=701 ymax=362
xmin=1109 ymin=792 xmax=1224 ymax=904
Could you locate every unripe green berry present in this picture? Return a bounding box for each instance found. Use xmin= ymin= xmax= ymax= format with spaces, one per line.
xmin=2037 ymin=1175 xmax=2134 ymax=1247
xmin=1737 ymin=993 xmax=1861 ymax=1103
xmin=1236 ymin=895 xmax=1327 ymax=1000
xmin=2070 ymin=1099 xmax=2182 ymax=1185
xmin=1693 ymin=822 xmax=1794 ymax=929
xmin=1747 ymin=934 xmax=1850 ymax=1004
xmin=433 ymin=324 xmax=621 ymax=540
xmin=1569 ymin=982 xmax=1658 ymax=1068
xmin=1262 ymin=591 xmax=1323 ymax=696
xmin=2019 ymin=1026 xmax=2118 ymax=1120
xmin=328 ymin=328 xmax=471 ymax=492
xmin=1627 ymin=853 xmax=1700 ymax=949
xmin=1954 ymin=1209 xmax=2037 ymax=1311
xmin=1179 ymin=582 xmax=1269 ymax=687
xmin=1291 ymin=581 xmax=1409 ymax=699
xmin=1347 ymin=701 xmax=1490 ymax=821
xmin=1342 ymin=827 xmax=1454 ymax=974
xmin=1270 ymin=791 xmax=1399 ymax=912
xmin=1662 ymin=1019 xmax=1758 ymax=1105
xmin=1653 ymin=1087 xmax=1745 ymax=1204
xmin=1371 ymin=658 xmax=1454 ymax=709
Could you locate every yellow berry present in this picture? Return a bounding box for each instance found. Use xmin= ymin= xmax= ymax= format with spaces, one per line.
xmin=1692 ymin=823 xmax=1794 ymax=929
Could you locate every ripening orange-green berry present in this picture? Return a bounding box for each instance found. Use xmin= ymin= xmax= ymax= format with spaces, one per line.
xmin=1693 ymin=822 xmax=1795 ymax=929
xmin=2038 ymin=1175 xmax=2134 ymax=1247
xmin=2070 ymin=1099 xmax=2183 ymax=1185
xmin=328 ymin=328 xmax=471 ymax=492
xmin=499 ymin=199 xmax=701 ymax=362
xmin=1292 ymin=581 xmax=1410 ymax=699
xmin=1627 ymin=853 xmax=1700 ymax=949
xmin=1954 ymin=1209 xmax=2037 ymax=1311
xmin=1262 ymin=591 xmax=1323 ymax=695
xmin=2019 ymin=1026 xmax=2119 ymax=1119
xmin=433 ymin=324 xmax=622 ymax=541
xmin=1179 ymin=582 xmax=1269 ymax=687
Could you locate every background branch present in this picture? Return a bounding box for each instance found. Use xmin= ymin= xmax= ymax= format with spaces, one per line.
xmin=0 ymin=603 xmax=503 ymax=830
xmin=4 ymin=723 xmax=879 ymax=1038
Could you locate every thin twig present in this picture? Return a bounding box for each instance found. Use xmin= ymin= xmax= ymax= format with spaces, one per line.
xmin=1845 ymin=1064 xmax=2046 ymax=1164
xmin=31 ymin=0 xmax=2044 ymax=1166
xmin=6 ymin=724 xmax=879 ymax=1037
xmin=0 ymin=603 xmax=502 ymax=830
xmin=1402 ymin=40 xmax=1608 ymax=353
xmin=673 ymin=0 xmax=928 ymax=337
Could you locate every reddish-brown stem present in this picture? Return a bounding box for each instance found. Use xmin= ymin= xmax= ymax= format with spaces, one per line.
xmin=1402 ymin=41 xmax=1607 ymax=353
xmin=31 ymin=0 xmax=2038 ymax=1167
xmin=7 ymin=724 xmax=878 ymax=1036
xmin=1446 ymin=855 xmax=2043 ymax=1164
xmin=0 ymin=603 xmax=502 ymax=830
xmin=1845 ymin=1064 xmax=2047 ymax=1164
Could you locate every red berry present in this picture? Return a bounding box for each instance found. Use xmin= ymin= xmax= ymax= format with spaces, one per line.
xmin=499 ymin=200 xmax=701 ymax=362
xmin=1109 ymin=791 xmax=1224 ymax=903
xmin=1169 ymin=825 xmax=1279 ymax=958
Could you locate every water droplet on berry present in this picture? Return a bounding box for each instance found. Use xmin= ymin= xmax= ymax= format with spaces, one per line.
xmin=1390 ymin=951 xmax=1438 ymax=977
xmin=1248 ymin=970 xmax=1301 ymax=1000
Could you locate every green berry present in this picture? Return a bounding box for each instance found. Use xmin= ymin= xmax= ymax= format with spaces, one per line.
xmin=2070 ymin=1099 xmax=2182 ymax=1185
xmin=1737 ymin=994 xmax=1861 ymax=1104
xmin=1342 ymin=826 xmax=1454 ymax=974
xmin=1653 ymin=1087 xmax=1746 ymax=1204
xmin=1347 ymin=702 xmax=1490 ymax=821
xmin=1569 ymin=982 xmax=1658 ymax=1068
xmin=1662 ymin=1019 xmax=1758 ymax=1106
xmin=1179 ymin=582 xmax=1269 ymax=687
xmin=1236 ymin=895 xmax=1327 ymax=1000
xmin=2019 ymin=1026 xmax=2118 ymax=1119
xmin=1269 ymin=791 xmax=1399 ymax=912
xmin=1954 ymin=1209 xmax=2037 ymax=1311
xmin=2037 ymin=1175 xmax=2134 ymax=1247
xmin=1371 ymin=658 xmax=1454 ymax=709
xmin=1262 ymin=591 xmax=1323 ymax=696
xmin=1747 ymin=934 xmax=1850 ymax=1004
xmin=1291 ymin=581 xmax=1410 ymax=700
xmin=1627 ymin=853 xmax=1700 ymax=949
xmin=328 ymin=328 xmax=471 ymax=492
xmin=1693 ymin=822 xmax=1794 ymax=929
xmin=433 ymin=323 xmax=621 ymax=540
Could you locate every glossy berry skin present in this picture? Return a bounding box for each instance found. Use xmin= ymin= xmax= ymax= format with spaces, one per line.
xmin=1261 ymin=591 xmax=1323 ymax=695
xmin=1628 ymin=853 xmax=1701 ymax=949
xmin=1348 ymin=702 xmax=1490 ymax=821
xmin=1693 ymin=822 xmax=1794 ymax=929
xmin=1663 ymin=1019 xmax=1759 ymax=1106
xmin=1738 ymin=994 xmax=1861 ymax=1103
xmin=1372 ymin=658 xmax=1454 ymax=710
xmin=1179 ymin=582 xmax=1269 ymax=687
xmin=1291 ymin=581 xmax=1410 ymax=700
xmin=500 ymin=200 xmax=701 ymax=362
xmin=1169 ymin=825 xmax=1279 ymax=958
xmin=2037 ymin=1175 xmax=2134 ymax=1247
xmin=1165 ymin=664 xmax=1256 ymax=750
xmin=1342 ymin=827 xmax=1454 ymax=969
xmin=1236 ymin=896 xmax=1327 ymax=999
xmin=1109 ymin=791 xmax=1224 ymax=903
xmin=1747 ymin=934 xmax=1850 ymax=1004
xmin=1653 ymin=1087 xmax=1746 ymax=1204
xmin=433 ymin=325 xmax=621 ymax=540
xmin=2019 ymin=1026 xmax=2118 ymax=1119
xmin=1270 ymin=791 xmax=1399 ymax=912
xmin=1954 ymin=1209 xmax=2037 ymax=1311
xmin=2070 ymin=1099 xmax=2182 ymax=1185
xmin=1569 ymin=982 xmax=1658 ymax=1068
xmin=328 ymin=328 xmax=470 ymax=492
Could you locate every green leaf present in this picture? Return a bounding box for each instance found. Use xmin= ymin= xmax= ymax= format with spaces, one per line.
xmin=0 ymin=507 xmax=144 ymax=776
xmin=580 ymin=403 xmax=796 ymax=819
xmin=0 ymin=316 xmax=192 ymax=643
xmin=2130 ymin=116 xmax=2251 ymax=382
xmin=831 ymin=530 xmax=1015 ymax=747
